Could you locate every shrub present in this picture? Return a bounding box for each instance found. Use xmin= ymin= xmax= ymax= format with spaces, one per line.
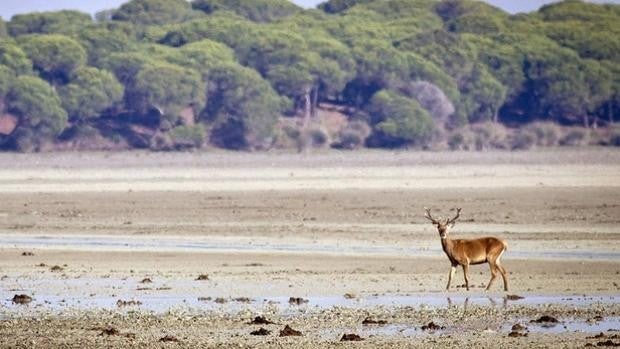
xmin=525 ymin=122 xmax=560 ymax=146
xmin=511 ymin=129 xmax=536 ymax=150
xmin=149 ymin=132 xmax=174 ymax=151
xmin=447 ymin=127 xmax=475 ymax=150
xmin=470 ymin=121 xmax=509 ymax=150
xmin=307 ymin=127 xmax=329 ymax=148
xmin=333 ymin=120 xmax=371 ymax=150
xmin=609 ymin=128 xmax=620 ymax=147
xmin=169 ymin=124 xmax=205 ymax=149
xmin=559 ymin=128 xmax=589 ymax=146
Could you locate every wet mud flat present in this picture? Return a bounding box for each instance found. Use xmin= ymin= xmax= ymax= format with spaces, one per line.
xmin=1 ymin=150 xmax=620 ymax=347
xmin=1 ymin=296 xmax=619 ymax=348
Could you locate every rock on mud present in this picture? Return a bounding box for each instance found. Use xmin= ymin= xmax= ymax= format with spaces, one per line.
xmin=508 ymin=331 xmax=527 ymax=337
xmin=505 ymin=294 xmax=525 ymax=300
xmin=159 ymin=335 xmax=179 ymax=342
xmin=279 ymin=325 xmax=302 ymax=337
xmin=250 ymin=328 xmax=271 ymax=336
xmin=421 ymin=321 xmax=445 ymax=331
xmin=195 ymin=274 xmax=209 ymax=281
xmin=99 ymin=327 xmax=120 ymax=336
xmin=341 ymin=333 xmax=364 ymax=341
xmin=12 ymin=294 xmax=32 ymax=304
xmin=362 ymin=317 xmax=387 ymax=325
xmin=288 ymin=297 xmax=308 ymax=305
xmin=50 ymin=265 xmax=64 ymax=272
xmin=249 ymin=316 xmax=275 ymax=325
xmin=116 ymin=299 xmax=142 ymax=307
xmin=531 ymin=315 xmax=559 ymax=324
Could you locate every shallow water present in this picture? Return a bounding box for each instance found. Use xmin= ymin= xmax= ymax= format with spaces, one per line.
xmin=1 ymin=275 xmax=617 ymax=315
xmin=1 ymin=234 xmax=619 ymax=260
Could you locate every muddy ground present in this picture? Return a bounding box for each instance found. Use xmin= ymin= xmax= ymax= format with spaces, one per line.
xmin=0 ymin=149 xmax=619 ymax=348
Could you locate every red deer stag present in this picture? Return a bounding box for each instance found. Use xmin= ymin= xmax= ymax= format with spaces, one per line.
xmin=424 ymin=207 xmax=508 ymax=291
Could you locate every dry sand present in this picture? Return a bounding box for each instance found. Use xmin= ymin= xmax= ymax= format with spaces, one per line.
xmin=0 ymin=149 xmax=619 ymax=348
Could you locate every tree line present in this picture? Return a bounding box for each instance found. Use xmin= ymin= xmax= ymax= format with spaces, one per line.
xmin=0 ymin=0 xmax=618 ymax=152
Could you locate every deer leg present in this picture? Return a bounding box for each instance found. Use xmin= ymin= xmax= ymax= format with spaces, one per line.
xmin=497 ymin=264 xmax=509 ymax=292
xmin=486 ymin=262 xmax=498 ymax=291
xmin=462 ymin=263 xmax=470 ymax=291
xmin=446 ymin=265 xmax=456 ymax=291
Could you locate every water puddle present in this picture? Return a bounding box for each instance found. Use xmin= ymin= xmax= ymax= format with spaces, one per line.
xmin=504 ymin=317 xmax=620 ymax=334
xmin=1 ymin=234 xmax=618 ymax=260
xmin=1 ymin=274 xmax=617 ymax=315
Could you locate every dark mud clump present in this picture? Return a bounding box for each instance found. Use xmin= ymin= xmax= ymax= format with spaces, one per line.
xmin=99 ymin=327 xmax=120 ymax=336
xmin=12 ymin=294 xmax=32 ymax=305
xmin=234 ymin=297 xmax=251 ymax=303
xmin=344 ymin=293 xmax=356 ymax=299
xmin=50 ymin=265 xmax=64 ymax=272
xmin=531 ymin=315 xmax=559 ymax=324
xmin=139 ymin=278 xmax=152 ymax=284
xmin=249 ymin=316 xmax=275 ymax=325
xmin=511 ymin=324 xmax=528 ymax=331
xmin=21 ymin=252 xmax=34 ymax=256
xmin=505 ymin=294 xmax=525 ymax=300
xmin=341 ymin=334 xmax=364 ymax=341
xmin=250 ymin=328 xmax=271 ymax=336
xmin=116 ymin=299 xmax=142 ymax=307
xmin=279 ymin=325 xmax=302 ymax=337
xmin=198 ymin=297 xmax=212 ymax=302
xmin=595 ymin=340 xmax=620 ymax=347
xmin=289 ymin=297 xmax=309 ymax=305
xmin=421 ymin=322 xmax=445 ymax=331
xmin=214 ymin=297 xmax=227 ymax=304
xmin=159 ymin=335 xmax=179 ymax=342
xmin=362 ymin=317 xmax=387 ymax=325
xmin=195 ymin=274 xmax=209 ymax=281
xmin=508 ymin=331 xmax=528 ymax=337
xmin=588 ymin=333 xmax=608 ymax=339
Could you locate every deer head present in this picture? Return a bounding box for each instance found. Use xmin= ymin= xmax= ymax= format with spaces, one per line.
xmin=424 ymin=207 xmax=461 ymax=239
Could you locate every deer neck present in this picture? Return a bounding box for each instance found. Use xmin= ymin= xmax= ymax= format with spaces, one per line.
xmin=441 ymin=237 xmax=455 ymax=259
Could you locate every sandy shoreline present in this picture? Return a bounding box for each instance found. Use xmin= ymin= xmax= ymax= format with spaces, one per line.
xmin=1 ymin=150 xmax=619 ymax=347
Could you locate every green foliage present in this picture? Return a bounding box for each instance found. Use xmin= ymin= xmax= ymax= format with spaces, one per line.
xmin=0 ymin=39 xmax=32 ymax=75
xmin=319 ymin=0 xmax=374 ymax=13
xmin=173 ymin=39 xmax=236 ymax=76
xmin=333 ymin=120 xmax=371 ymax=149
xmin=0 ymin=64 xmax=13 ymax=96
xmin=192 ymin=0 xmax=301 ymax=22
xmin=112 ymin=0 xmax=198 ymax=25
xmin=7 ymin=75 xmax=68 ymax=134
xmin=0 ymin=18 xmax=7 ymax=37
xmin=132 ymin=61 xmax=205 ymax=117
xmin=7 ymin=11 xmax=92 ymax=36
xmin=169 ymin=124 xmax=206 ymax=149
xmin=459 ymin=65 xmax=507 ymax=123
xmin=19 ymin=34 xmax=87 ymax=82
xmin=206 ymin=63 xmax=286 ymax=149
xmin=78 ymin=24 xmax=137 ymax=66
xmin=0 ymin=0 xmax=618 ymax=151
xmin=367 ymin=90 xmax=434 ymax=147
xmin=59 ymin=67 xmax=124 ymax=120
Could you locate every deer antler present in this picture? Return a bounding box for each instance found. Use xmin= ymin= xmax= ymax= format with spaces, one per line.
xmin=424 ymin=207 xmax=440 ymax=224
xmin=446 ymin=208 xmax=462 ymax=225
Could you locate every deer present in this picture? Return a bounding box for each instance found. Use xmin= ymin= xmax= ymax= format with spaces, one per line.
xmin=424 ymin=207 xmax=509 ymax=292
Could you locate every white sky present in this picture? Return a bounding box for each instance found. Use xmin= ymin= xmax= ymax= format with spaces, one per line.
xmin=0 ymin=0 xmax=618 ymax=20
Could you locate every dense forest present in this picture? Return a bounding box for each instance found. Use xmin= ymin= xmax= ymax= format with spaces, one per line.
xmin=0 ymin=0 xmax=618 ymax=152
